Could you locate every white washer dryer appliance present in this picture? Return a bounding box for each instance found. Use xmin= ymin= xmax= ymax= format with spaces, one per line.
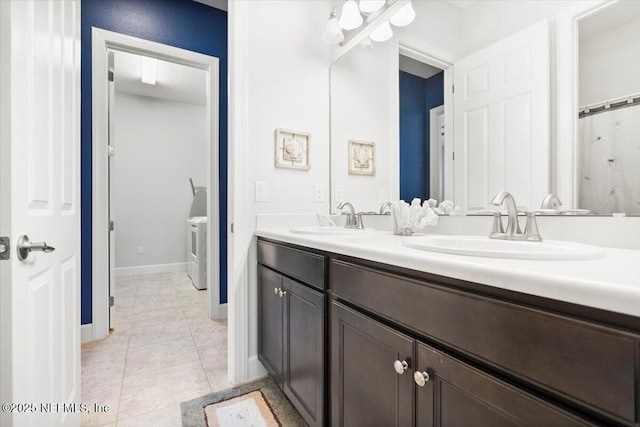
xmin=187 ymin=216 xmax=207 ymax=290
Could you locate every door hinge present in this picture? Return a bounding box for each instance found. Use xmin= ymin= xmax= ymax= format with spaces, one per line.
xmin=108 ymin=70 xmax=114 ymax=82
xmin=452 ymin=152 xmax=455 ymax=161
xmin=108 ymin=145 xmax=115 ymax=157
xmin=108 ymin=220 xmax=115 ymax=231
xmin=452 ymin=84 xmax=455 ymax=94
xmin=0 ymin=237 xmax=10 ymax=260
xmin=109 ymin=296 xmax=115 ymax=307
xmin=230 ymin=223 xmax=234 ymax=233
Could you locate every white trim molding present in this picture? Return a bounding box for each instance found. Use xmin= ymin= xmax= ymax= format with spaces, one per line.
xmin=114 ymin=262 xmax=188 ymax=277
xmin=555 ymin=0 xmax=609 ymax=208
xmin=91 ymin=28 xmax=221 ymax=341
xmin=81 ymin=324 xmax=94 ymax=343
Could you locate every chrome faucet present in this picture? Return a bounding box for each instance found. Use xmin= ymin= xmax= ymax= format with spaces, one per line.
xmin=379 ymin=202 xmax=392 ymax=215
xmin=337 ymin=202 xmax=364 ymax=229
xmin=488 ymin=191 xmax=542 ymax=242
xmin=489 ymin=191 xmax=521 ymax=236
xmin=541 ymin=193 xmax=563 ymax=210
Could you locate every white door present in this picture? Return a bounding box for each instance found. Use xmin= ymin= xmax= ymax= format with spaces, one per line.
xmin=453 ymin=20 xmax=550 ymax=211
xmin=0 ymin=1 xmax=81 ymax=426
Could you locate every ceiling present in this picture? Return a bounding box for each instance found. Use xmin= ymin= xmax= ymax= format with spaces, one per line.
xmin=399 ymin=55 xmax=442 ymax=79
xmin=579 ymin=1 xmax=640 ymax=41
xmin=445 ymin=0 xmax=478 ymax=10
xmin=193 ymin=0 xmax=227 ymax=12
xmin=113 ymin=50 xmax=207 ymax=106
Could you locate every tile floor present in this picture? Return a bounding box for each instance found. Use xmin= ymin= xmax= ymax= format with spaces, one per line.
xmin=81 ymin=272 xmax=231 ymax=427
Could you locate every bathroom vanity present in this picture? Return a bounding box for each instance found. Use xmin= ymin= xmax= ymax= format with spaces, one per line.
xmin=256 ymin=230 xmax=640 ymax=427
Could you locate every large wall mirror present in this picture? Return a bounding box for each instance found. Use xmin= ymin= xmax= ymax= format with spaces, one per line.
xmin=330 ymin=0 xmax=639 ymax=216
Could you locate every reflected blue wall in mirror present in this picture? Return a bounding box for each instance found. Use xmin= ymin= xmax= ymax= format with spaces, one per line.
xmin=399 ymin=70 xmax=444 ymax=202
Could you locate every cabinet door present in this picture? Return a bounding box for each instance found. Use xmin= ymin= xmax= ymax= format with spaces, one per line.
xmin=331 ymin=301 xmax=414 ymax=427
xmin=415 ymin=342 xmax=594 ymax=427
xmin=258 ymin=265 xmax=284 ymax=386
xmin=283 ymin=278 xmax=325 ymax=427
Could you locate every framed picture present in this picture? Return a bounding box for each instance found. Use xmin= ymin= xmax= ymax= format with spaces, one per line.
xmin=348 ymin=140 xmax=375 ymax=175
xmin=274 ymin=128 xmax=310 ymax=170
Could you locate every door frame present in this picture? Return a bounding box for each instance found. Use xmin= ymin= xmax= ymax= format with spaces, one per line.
xmin=392 ymin=34 xmax=456 ymax=201
xmin=90 ymin=28 xmax=221 ymax=341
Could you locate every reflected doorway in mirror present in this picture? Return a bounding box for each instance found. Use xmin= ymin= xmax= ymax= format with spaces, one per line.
xmin=274 ymin=128 xmax=310 ymax=170
xmin=348 ymin=140 xmax=376 ymax=175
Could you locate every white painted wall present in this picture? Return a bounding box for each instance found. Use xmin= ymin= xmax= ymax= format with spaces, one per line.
xmin=579 ymin=16 xmax=640 ymax=106
xmin=331 ymin=43 xmax=397 ymax=213
xmin=234 ymin=0 xmax=330 ymax=379
xmin=113 ymin=92 xmax=207 ymax=269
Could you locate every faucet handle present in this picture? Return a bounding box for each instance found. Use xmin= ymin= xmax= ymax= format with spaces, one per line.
xmin=355 ymin=212 xmax=366 ymax=230
xmin=477 ymin=210 xmax=504 ymax=238
xmin=523 ymin=211 xmax=543 ymax=242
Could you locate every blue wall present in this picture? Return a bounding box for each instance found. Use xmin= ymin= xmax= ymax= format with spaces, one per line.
xmin=399 ymin=70 xmax=444 ymax=202
xmin=81 ymin=0 xmax=228 ymax=325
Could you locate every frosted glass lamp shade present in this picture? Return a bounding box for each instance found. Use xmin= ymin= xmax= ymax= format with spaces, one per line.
xmin=390 ymin=2 xmax=415 ymax=27
xmin=339 ymin=0 xmax=363 ymax=30
xmin=359 ymin=0 xmax=385 ymax=13
xmin=322 ymin=16 xmax=344 ymax=43
xmin=369 ymin=20 xmax=393 ymax=42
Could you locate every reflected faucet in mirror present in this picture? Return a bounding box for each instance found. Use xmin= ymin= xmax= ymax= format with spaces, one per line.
xmin=379 ymin=202 xmax=392 ymax=215
xmin=541 ymin=194 xmax=563 ymax=210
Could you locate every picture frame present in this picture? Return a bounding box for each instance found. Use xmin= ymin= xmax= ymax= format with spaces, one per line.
xmin=274 ymin=128 xmax=310 ymax=170
xmin=348 ymin=140 xmax=376 ymax=176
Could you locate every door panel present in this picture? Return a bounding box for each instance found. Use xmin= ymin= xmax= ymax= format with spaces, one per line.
xmin=0 ymin=1 xmax=81 ymax=426
xmin=331 ymin=301 xmax=414 ymax=427
xmin=454 ymin=20 xmax=549 ymax=210
xmin=257 ymin=265 xmax=284 ymax=385
xmin=283 ymin=278 xmax=325 ymax=427
xmin=416 ymin=342 xmax=593 ymax=427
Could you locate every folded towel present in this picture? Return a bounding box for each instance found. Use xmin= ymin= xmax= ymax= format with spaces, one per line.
xmin=391 ymin=199 xmax=439 ymax=235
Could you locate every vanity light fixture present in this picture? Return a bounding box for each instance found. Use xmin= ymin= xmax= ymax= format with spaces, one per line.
xmin=322 ymin=8 xmax=345 ymax=44
xmin=369 ymin=20 xmax=393 ymax=42
xmin=359 ymin=0 xmax=385 ymax=13
xmin=389 ymin=1 xmax=415 ymax=27
xmin=140 ymin=56 xmax=157 ymax=85
xmin=339 ymin=0 xmax=364 ymax=30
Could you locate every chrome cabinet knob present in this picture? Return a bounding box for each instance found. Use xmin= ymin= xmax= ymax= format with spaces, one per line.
xmin=394 ymin=359 xmax=409 ymax=375
xmin=414 ymin=371 xmax=430 ymax=387
xmin=278 ymin=289 xmax=287 ymax=298
xmin=17 ymin=235 xmax=55 ymax=261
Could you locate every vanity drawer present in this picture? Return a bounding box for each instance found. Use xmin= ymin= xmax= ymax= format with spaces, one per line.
xmin=257 ymin=240 xmax=326 ymax=290
xmin=331 ymin=259 xmax=639 ymax=424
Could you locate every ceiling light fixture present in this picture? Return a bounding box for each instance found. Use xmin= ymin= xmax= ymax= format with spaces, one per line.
xmin=140 ymin=56 xmax=158 ymax=85
xmin=359 ymin=0 xmax=385 ymax=14
xmin=322 ymin=8 xmax=345 ymax=44
xmin=390 ymin=1 xmax=415 ymax=27
xmin=369 ymin=20 xmax=393 ymax=42
xmin=339 ymin=0 xmax=363 ymax=30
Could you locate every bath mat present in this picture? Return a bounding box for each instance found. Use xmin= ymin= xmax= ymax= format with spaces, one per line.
xmin=180 ymin=376 xmax=307 ymax=427
xmin=204 ymin=390 xmax=278 ymax=427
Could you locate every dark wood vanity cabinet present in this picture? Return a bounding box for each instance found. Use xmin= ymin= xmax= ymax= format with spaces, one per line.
xmin=257 ymin=238 xmax=640 ymax=427
xmin=257 ymin=240 xmax=326 ymax=427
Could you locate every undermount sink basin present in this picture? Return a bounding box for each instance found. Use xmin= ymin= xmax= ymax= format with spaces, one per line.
xmin=403 ymin=235 xmax=605 ymax=260
xmin=289 ymin=226 xmax=376 ymax=237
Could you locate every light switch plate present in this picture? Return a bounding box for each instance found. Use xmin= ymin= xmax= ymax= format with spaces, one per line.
xmin=255 ymin=181 xmax=268 ymax=202
xmin=334 ymin=185 xmax=345 ymax=203
xmin=314 ymin=184 xmax=325 ymax=202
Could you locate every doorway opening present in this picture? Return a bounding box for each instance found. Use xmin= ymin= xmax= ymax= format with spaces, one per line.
xmin=398 ymin=53 xmax=448 ymax=203
xmin=85 ymin=29 xmax=229 ymax=424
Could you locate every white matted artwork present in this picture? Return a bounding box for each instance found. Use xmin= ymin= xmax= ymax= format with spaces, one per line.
xmin=348 ymin=140 xmax=375 ymax=176
xmin=275 ymin=128 xmax=310 ymax=170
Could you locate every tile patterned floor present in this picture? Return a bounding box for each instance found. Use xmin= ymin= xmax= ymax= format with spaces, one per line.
xmin=81 ymin=272 xmax=230 ymax=427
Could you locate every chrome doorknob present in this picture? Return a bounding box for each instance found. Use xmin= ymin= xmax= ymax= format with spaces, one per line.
xmin=274 ymin=287 xmax=280 ymax=295
xmin=394 ymin=359 xmax=409 ymax=375
xmin=414 ymin=371 xmax=430 ymax=387
xmin=278 ymin=289 xmax=287 ymax=298
xmin=17 ymin=235 xmax=55 ymax=261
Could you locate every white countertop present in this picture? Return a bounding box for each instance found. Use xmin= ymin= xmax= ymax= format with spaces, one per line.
xmin=255 ymin=228 xmax=640 ymax=318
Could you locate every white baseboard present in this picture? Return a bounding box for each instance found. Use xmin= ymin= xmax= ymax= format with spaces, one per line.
xmin=115 ymin=262 xmax=188 ymax=277
xmin=81 ymin=324 xmax=94 ymax=343
xmin=248 ymin=355 xmax=268 ymax=380
xmin=216 ymin=303 xmax=228 ymax=319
